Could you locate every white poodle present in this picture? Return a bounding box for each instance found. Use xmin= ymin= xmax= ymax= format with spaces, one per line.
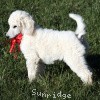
xmin=6 ymin=10 xmax=92 ymax=85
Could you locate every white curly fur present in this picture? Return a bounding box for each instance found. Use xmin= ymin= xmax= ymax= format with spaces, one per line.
xmin=6 ymin=10 xmax=92 ymax=85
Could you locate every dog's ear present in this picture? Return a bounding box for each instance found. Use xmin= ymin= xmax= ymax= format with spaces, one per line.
xmin=20 ymin=16 xmax=35 ymax=35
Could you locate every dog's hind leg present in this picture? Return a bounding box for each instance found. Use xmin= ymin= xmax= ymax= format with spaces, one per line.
xmin=64 ymin=54 xmax=92 ymax=85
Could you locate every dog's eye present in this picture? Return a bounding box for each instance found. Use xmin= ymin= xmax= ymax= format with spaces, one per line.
xmin=13 ymin=26 xmax=17 ymax=28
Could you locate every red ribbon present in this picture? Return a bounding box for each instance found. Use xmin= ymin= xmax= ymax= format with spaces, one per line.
xmin=9 ymin=33 xmax=23 ymax=53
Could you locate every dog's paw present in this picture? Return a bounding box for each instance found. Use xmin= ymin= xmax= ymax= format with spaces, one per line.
xmin=28 ymin=73 xmax=36 ymax=83
xmin=83 ymin=76 xmax=92 ymax=85
xmin=82 ymin=72 xmax=93 ymax=85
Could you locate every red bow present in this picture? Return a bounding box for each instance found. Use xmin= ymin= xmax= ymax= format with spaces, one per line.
xmin=9 ymin=33 xmax=23 ymax=53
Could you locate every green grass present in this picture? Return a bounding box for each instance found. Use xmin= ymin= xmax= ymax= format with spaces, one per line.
xmin=0 ymin=0 xmax=100 ymax=100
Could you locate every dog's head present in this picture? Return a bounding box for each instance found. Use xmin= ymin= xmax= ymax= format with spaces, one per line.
xmin=6 ymin=10 xmax=35 ymax=38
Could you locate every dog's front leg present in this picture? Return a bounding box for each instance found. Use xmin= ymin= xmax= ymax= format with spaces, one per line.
xmin=26 ymin=57 xmax=39 ymax=83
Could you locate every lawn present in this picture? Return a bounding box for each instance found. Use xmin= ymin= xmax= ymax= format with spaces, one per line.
xmin=0 ymin=0 xmax=100 ymax=100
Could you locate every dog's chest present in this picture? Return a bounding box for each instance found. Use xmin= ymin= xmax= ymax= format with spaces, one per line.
xmin=20 ymin=36 xmax=34 ymax=54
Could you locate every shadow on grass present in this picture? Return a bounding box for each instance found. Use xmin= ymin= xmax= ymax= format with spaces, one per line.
xmin=86 ymin=54 xmax=100 ymax=80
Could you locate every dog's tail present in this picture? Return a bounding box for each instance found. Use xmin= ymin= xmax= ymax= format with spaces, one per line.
xmin=69 ymin=13 xmax=86 ymax=39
